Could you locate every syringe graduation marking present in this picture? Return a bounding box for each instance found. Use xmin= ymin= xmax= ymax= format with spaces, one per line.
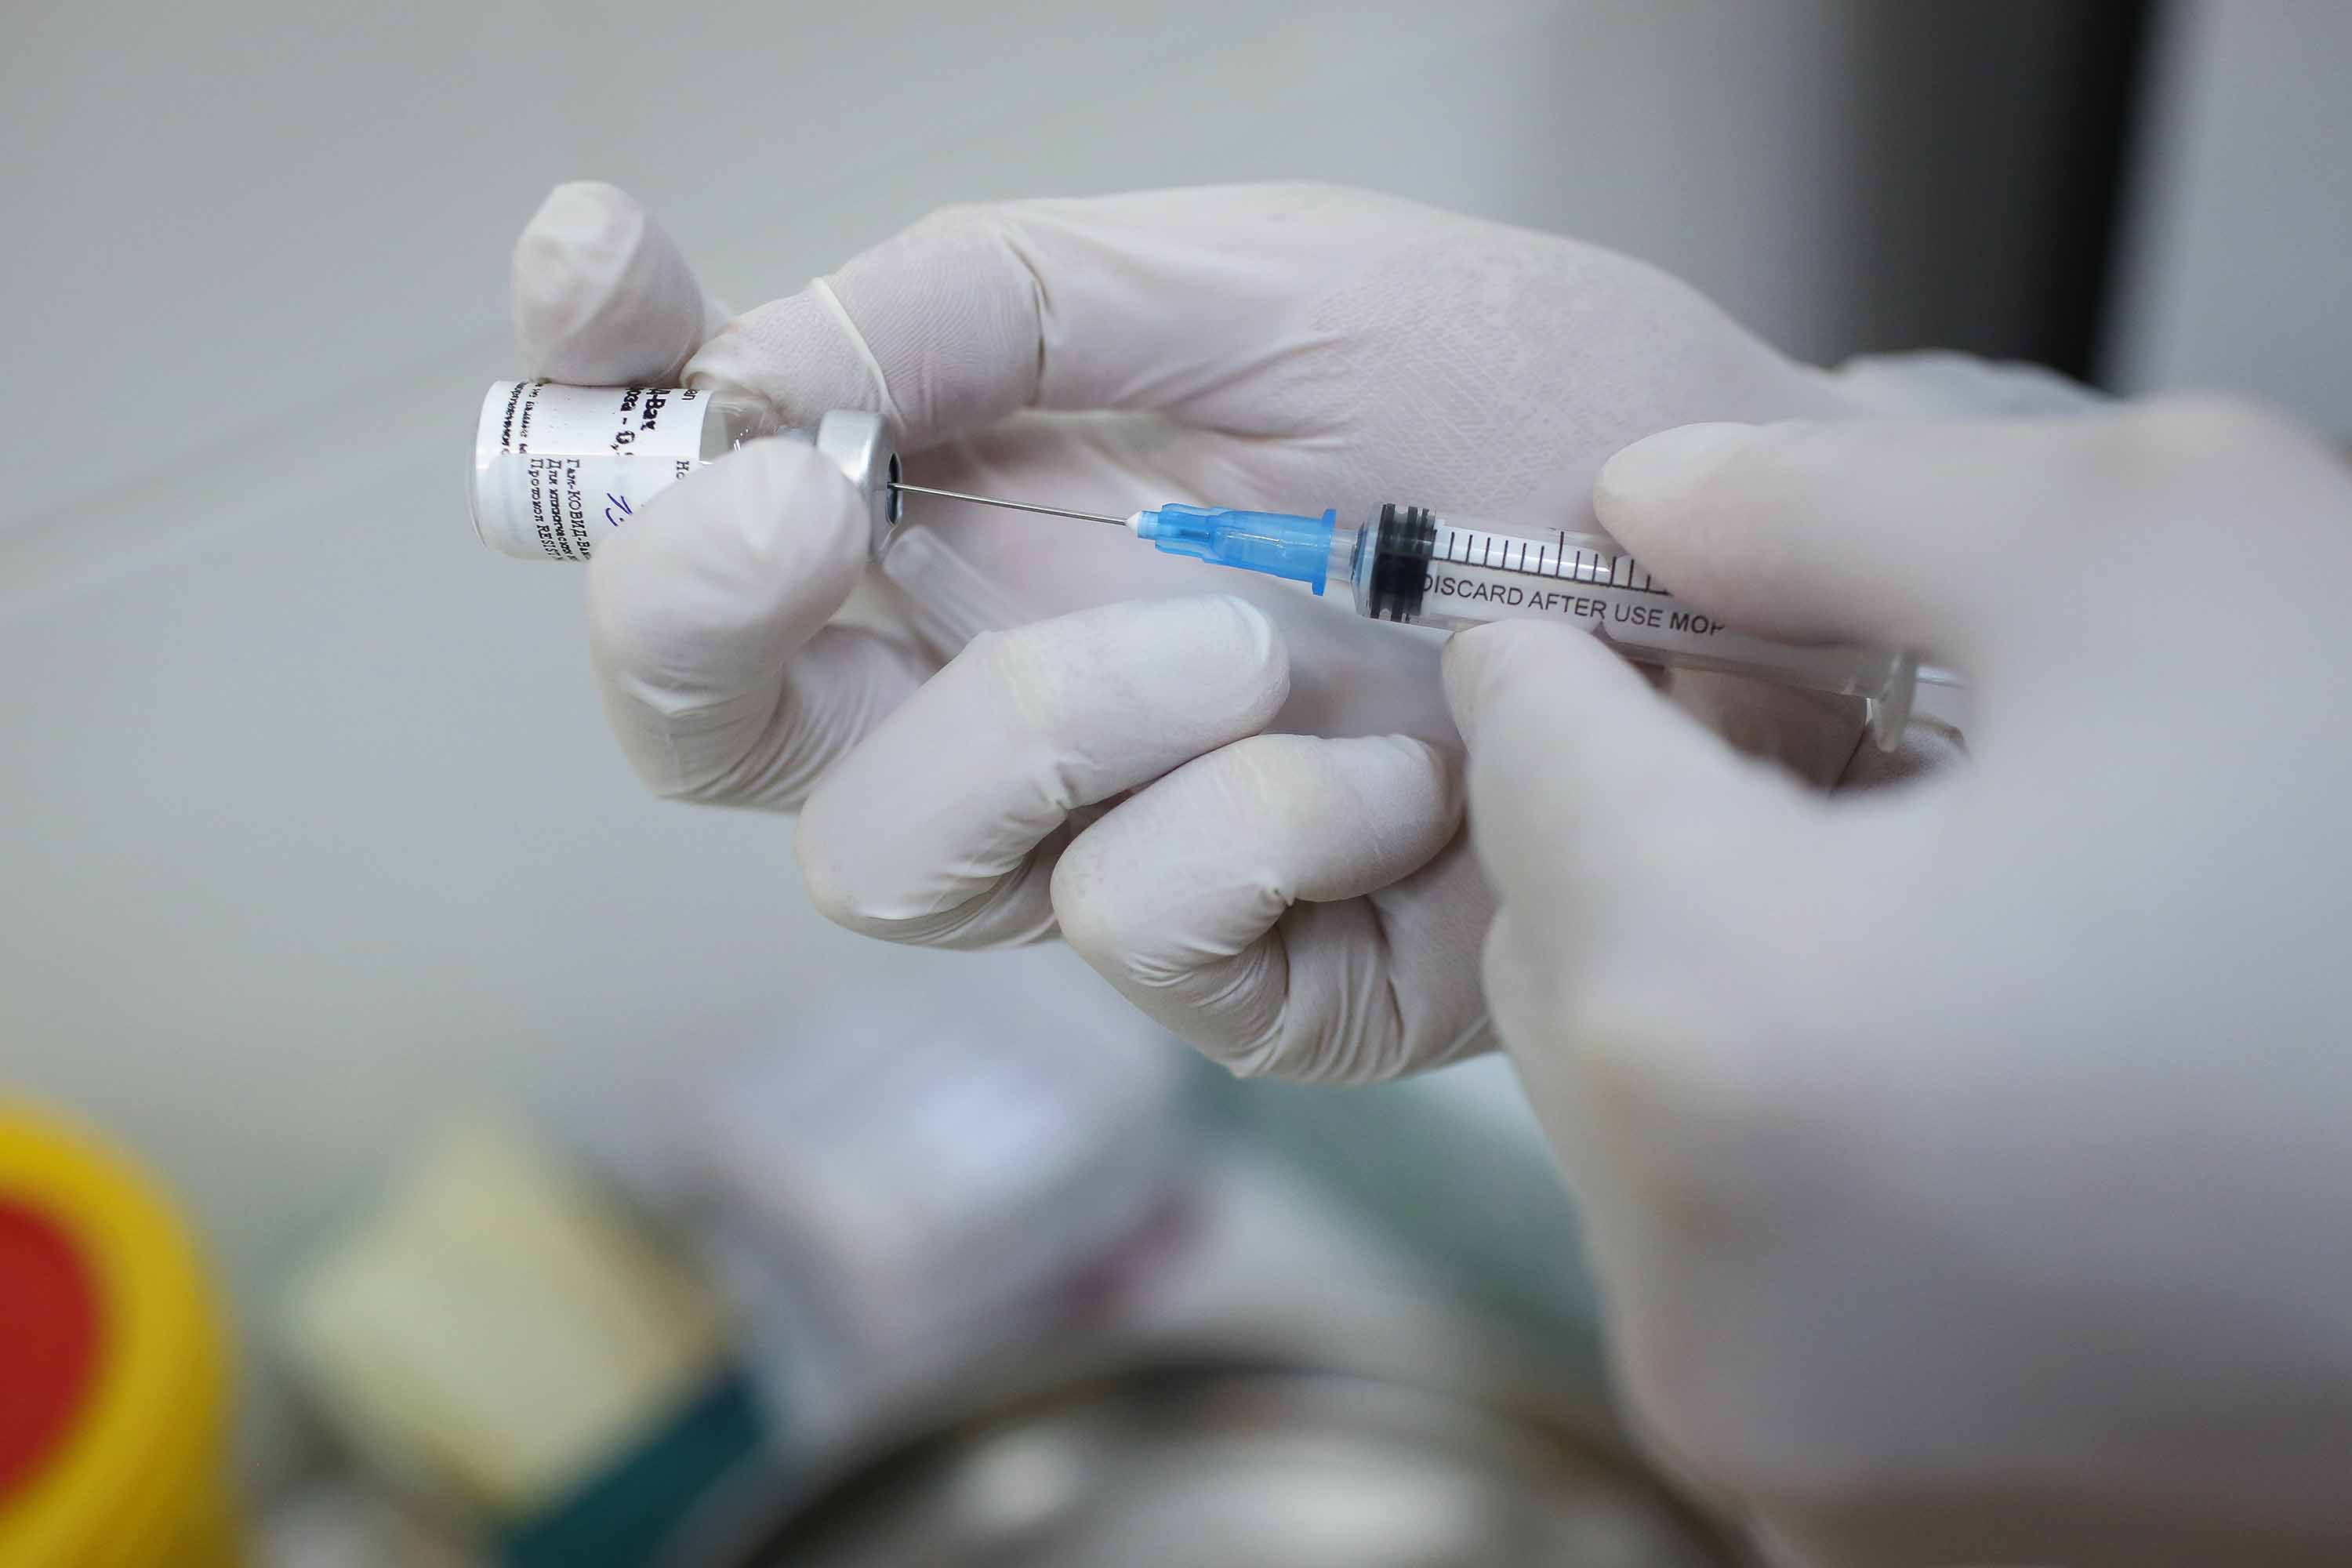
xmin=1436 ymin=524 xmax=1669 ymax=596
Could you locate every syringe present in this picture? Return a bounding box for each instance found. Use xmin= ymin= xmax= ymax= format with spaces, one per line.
xmin=464 ymin=382 xmax=1916 ymax=746
xmin=892 ymin=484 xmax=1919 ymax=749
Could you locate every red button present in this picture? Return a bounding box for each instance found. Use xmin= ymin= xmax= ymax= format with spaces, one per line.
xmin=0 ymin=1200 xmax=102 ymax=1499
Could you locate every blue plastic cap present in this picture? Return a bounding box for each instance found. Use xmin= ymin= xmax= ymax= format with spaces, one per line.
xmin=1133 ymin=505 xmax=1338 ymax=595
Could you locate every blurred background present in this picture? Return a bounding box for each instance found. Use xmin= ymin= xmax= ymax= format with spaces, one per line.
xmin=2 ymin=2 xmax=2346 ymax=1563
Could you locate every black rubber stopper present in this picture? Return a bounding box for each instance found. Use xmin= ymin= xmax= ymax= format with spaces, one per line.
xmin=1365 ymin=503 xmax=1436 ymax=622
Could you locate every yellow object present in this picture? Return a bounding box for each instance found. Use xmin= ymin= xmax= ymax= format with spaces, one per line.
xmin=284 ymin=1120 xmax=725 ymax=1519
xmin=0 ymin=1101 xmax=240 ymax=1568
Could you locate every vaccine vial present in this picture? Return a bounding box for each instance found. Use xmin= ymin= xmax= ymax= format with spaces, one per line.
xmin=469 ymin=381 xmax=902 ymax=562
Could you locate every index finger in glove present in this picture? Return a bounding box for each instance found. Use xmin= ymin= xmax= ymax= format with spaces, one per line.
xmin=1050 ymin=731 xmax=1489 ymax=1083
xmin=794 ymin=595 xmax=1291 ymax=949
xmin=1590 ymin=414 xmax=2158 ymax=681
xmin=688 ymin=183 xmax=1427 ymax=448
xmin=586 ymin=438 xmax=930 ymax=808
xmin=510 ymin=181 xmax=729 ymax=385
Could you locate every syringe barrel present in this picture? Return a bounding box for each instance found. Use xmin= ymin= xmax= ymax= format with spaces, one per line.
xmin=1347 ymin=503 xmax=1917 ymax=746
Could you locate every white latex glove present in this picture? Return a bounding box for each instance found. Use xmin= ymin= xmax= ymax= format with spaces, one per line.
xmin=1446 ymin=399 xmax=2352 ymax=1566
xmin=512 ymin=181 xmax=1929 ymax=1080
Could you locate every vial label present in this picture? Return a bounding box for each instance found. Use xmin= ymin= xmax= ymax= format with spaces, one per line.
xmin=472 ymin=381 xmax=708 ymax=561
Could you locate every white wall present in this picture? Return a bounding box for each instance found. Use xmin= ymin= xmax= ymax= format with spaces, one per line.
xmin=0 ymin=0 xmax=2080 ymax=1488
xmin=2105 ymin=0 xmax=2352 ymax=430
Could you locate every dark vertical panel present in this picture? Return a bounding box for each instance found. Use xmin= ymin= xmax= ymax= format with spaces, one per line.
xmin=1833 ymin=2 xmax=2154 ymax=379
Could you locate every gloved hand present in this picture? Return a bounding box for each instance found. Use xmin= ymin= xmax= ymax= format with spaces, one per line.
xmin=513 ymin=180 xmax=1950 ymax=1080
xmin=1447 ymin=400 xmax=2352 ymax=1565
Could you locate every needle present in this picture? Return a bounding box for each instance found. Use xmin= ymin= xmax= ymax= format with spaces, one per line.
xmin=887 ymin=481 xmax=1130 ymax=528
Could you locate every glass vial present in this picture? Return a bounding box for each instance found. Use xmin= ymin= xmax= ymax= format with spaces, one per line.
xmin=469 ymin=381 xmax=900 ymax=563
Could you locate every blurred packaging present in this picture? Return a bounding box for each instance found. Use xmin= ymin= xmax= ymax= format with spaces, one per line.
xmin=0 ymin=1100 xmax=240 ymax=1568
xmin=271 ymin=975 xmax=1201 ymax=1563
xmin=281 ymin=1121 xmax=761 ymax=1568
xmin=652 ymin=974 xmax=1199 ymax=1446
